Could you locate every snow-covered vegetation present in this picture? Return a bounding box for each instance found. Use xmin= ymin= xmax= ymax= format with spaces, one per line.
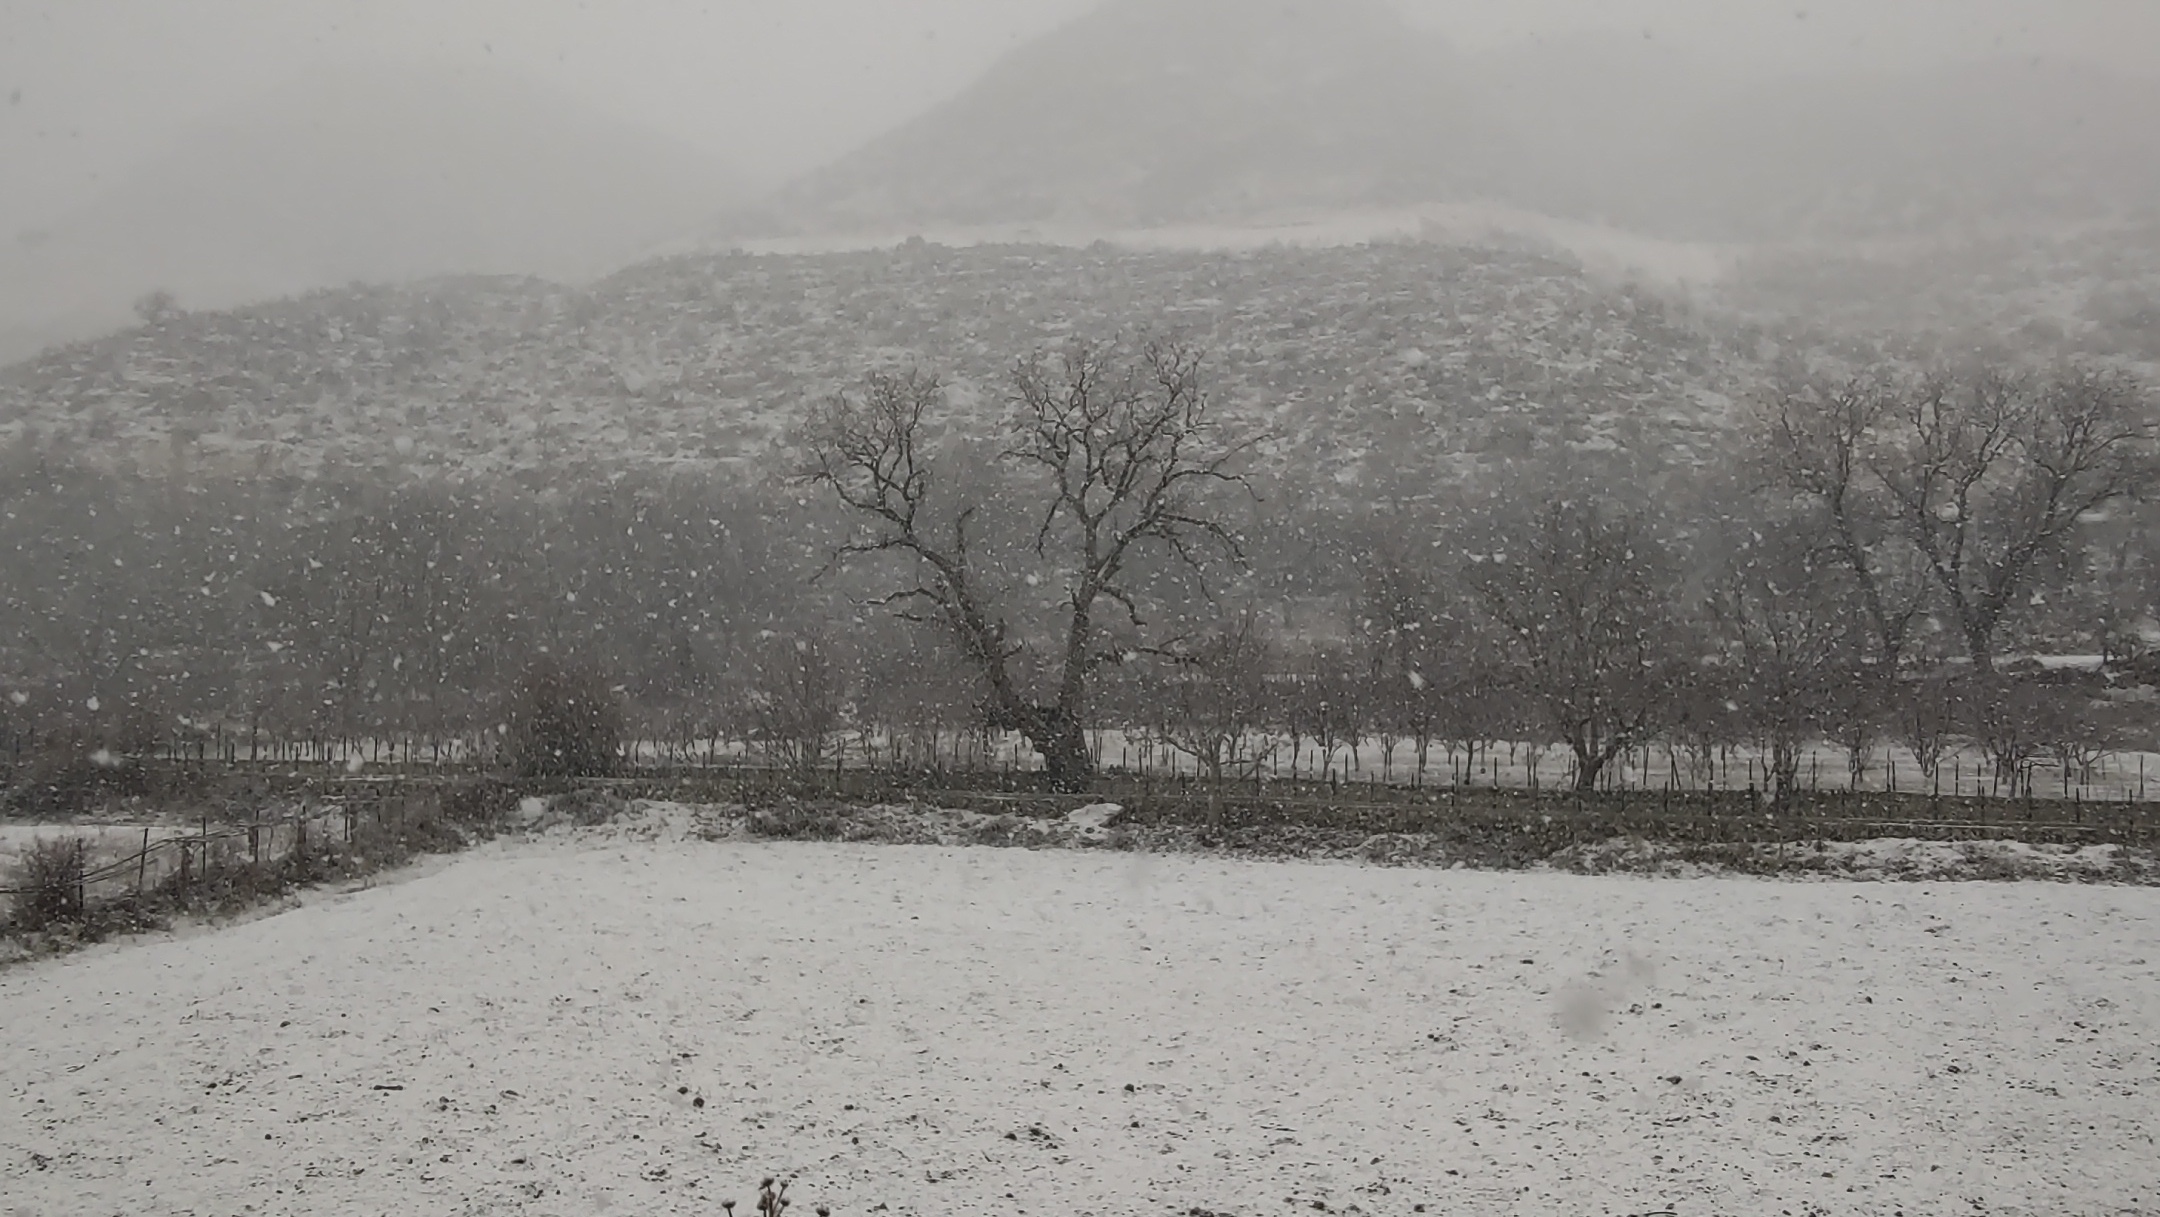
xmin=0 ymin=241 xmax=1742 ymax=484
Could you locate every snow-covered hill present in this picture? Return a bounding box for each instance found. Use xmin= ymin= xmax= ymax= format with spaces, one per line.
xmin=0 ymin=241 xmax=1747 ymax=490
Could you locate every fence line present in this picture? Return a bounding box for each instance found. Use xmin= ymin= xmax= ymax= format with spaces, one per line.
xmin=0 ymin=790 xmax=425 ymax=910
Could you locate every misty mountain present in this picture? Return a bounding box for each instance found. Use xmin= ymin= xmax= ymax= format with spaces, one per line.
xmin=1482 ymin=45 xmax=2160 ymax=240
xmin=756 ymin=1 xmax=2160 ymax=243
xmin=0 ymin=62 xmax=742 ymax=363
xmin=755 ymin=0 xmax=1500 ymax=234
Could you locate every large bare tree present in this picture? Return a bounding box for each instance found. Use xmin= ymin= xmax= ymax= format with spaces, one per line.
xmin=1708 ymin=533 xmax=1865 ymax=805
xmin=1761 ymin=372 xmax=1931 ymax=668
xmin=1469 ymin=500 xmax=1672 ymax=793
xmin=803 ymin=340 xmax=1255 ymax=788
xmin=1764 ymin=364 xmax=2155 ymax=672
xmin=1872 ymin=366 xmax=2155 ymax=672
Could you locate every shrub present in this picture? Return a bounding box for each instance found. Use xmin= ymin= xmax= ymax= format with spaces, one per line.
xmin=508 ymin=658 xmax=623 ymax=779
xmin=440 ymin=778 xmax=521 ymax=827
xmin=553 ymin=787 xmax=630 ymax=827
xmin=7 ymin=836 xmax=88 ymax=931
xmin=745 ymin=801 xmax=850 ymax=840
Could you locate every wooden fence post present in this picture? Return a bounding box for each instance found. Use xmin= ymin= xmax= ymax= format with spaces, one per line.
xmin=137 ymin=826 xmax=151 ymax=896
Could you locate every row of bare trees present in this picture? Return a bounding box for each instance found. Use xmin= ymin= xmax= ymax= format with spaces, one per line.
xmin=1762 ymin=363 xmax=2153 ymax=672
xmin=1 ymin=336 xmax=2154 ymax=798
xmin=800 ymin=338 xmax=2158 ymax=792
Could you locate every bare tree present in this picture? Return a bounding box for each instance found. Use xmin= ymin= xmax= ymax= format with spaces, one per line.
xmin=1356 ymin=555 xmax=1449 ymax=785
xmin=1968 ymin=674 xmax=2045 ymax=796
xmin=2026 ymin=677 xmax=2110 ymax=797
xmin=1822 ymin=663 xmax=1890 ymax=791
xmin=1709 ymin=535 xmax=1861 ymax=806
xmin=1289 ymin=652 xmax=1365 ymax=784
xmin=1470 ymin=500 xmax=1671 ymax=793
xmin=1148 ymin=612 xmax=1275 ymax=827
xmin=1892 ymin=666 xmax=1964 ymax=789
xmin=1760 ymin=373 xmax=1931 ymax=668
xmin=1871 ymin=366 xmax=2155 ymax=673
xmin=751 ymin=630 xmax=845 ymax=776
xmin=803 ymin=340 xmax=1255 ymax=789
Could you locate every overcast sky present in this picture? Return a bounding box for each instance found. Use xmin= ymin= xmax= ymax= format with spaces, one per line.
xmin=5 ymin=0 xmax=2158 ymax=236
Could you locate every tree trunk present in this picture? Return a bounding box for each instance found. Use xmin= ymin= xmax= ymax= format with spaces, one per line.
xmin=1571 ymin=744 xmax=1604 ymax=792
xmin=1204 ymin=751 xmax=1227 ymax=830
xmin=1965 ymin=622 xmax=1996 ymax=675
xmin=1019 ymin=706 xmax=1093 ymax=791
xmin=1770 ymin=738 xmax=1801 ymax=807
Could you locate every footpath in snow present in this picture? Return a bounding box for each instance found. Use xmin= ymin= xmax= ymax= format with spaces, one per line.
xmin=2 ymin=820 xmax=2156 ymax=1216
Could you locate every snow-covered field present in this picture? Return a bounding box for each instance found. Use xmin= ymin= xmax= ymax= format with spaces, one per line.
xmin=4 ymin=827 xmax=2157 ymax=1216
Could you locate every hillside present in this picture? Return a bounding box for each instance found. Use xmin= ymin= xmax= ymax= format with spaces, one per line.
xmin=753 ymin=1 xmax=2160 ymax=244
xmin=753 ymin=0 xmax=1495 ymax=235
xmin=0 ymin=61 xmax=742 ymax=363
xmin=0 ymin=241 xmax=1747 ymax=492
xmin=1718 ymin=217 xmax=2160 ymax=367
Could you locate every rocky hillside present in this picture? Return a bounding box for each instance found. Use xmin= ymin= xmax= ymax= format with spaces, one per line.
xmin=0 ymin=240 xmax=1750 ymax=493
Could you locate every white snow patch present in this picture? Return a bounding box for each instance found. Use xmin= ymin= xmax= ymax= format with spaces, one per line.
xmin=1064 ymin=802 xmax=1122 ymax=839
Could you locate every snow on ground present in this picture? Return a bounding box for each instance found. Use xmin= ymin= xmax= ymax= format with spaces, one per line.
xmin=1552 ymin=835 xmax=2160 ymax=883
xmin=3 ymin=829 xmax=2158 ymax=1217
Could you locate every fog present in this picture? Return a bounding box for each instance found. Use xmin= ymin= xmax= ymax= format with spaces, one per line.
xmin=7 ymin=0 xmax=2156 ymax=232
xmin=0 ymin=1 xmax=2151 ymax=356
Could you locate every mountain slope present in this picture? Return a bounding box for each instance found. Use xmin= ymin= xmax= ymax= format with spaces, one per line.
xmin=757 ymin=1 xmax=2160 ymax=244
xmin=760 ymin=0 xmax=1494 ymax=234
xmin=0 ymin=241 xmax=1748 ymax=492
xmin=0 ymin=61 xmax=743 ymax=361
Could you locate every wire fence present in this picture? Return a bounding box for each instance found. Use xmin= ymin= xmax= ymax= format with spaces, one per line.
xmin=0 ymin=781 xmax=462 ymax=917
xmin=6 ymin=751 xmax=2157 ymax=916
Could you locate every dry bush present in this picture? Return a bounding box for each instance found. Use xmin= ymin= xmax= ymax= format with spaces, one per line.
xmin=963 ymin=813 xmax=1065 ymax=849
xmin=440 ymin=779 xmax=521 ymax=827
xmin=744 ymin=802 xmax=851 ymax=841
xmin=7 ymin=836 xmax=88 ymax=931
xmin=552 ymin=787 xmax=631 ymax=827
